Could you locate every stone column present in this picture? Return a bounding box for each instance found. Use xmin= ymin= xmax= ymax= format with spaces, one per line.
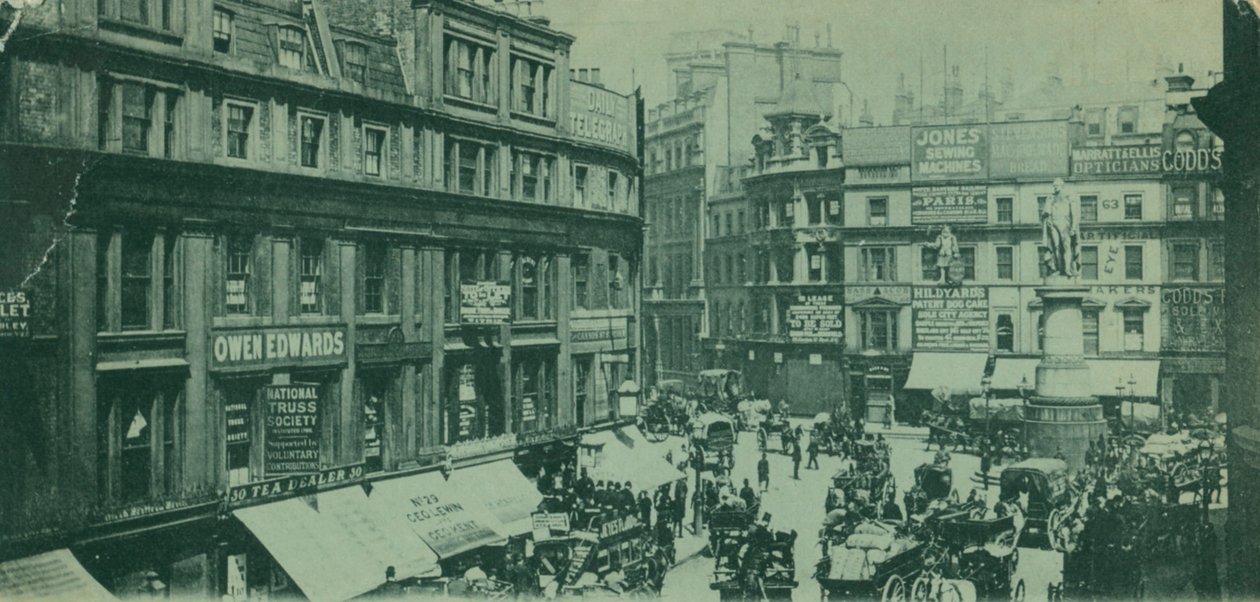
xmin=1025 ymin=284 xmax=1107 ymax=471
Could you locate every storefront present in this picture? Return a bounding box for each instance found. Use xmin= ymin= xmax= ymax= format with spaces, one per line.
xmin=902 ymin=352 xmax=989 ymax=422
xmin=514 ymin=427 xmax=578 ymax=484
xmin=443 ymin=349 xmax=505 ymax=444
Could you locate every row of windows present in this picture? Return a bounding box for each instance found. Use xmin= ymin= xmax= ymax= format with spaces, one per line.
xmin=735 ymin=190 xmax=1224 ymax=233
xmin=95 ymin=232 xmax=630 ymax=333
xmin=1083 ymin=105 xmax=1142 ymax=137
xmin=646 ymin=135 xmax=701 ymax=175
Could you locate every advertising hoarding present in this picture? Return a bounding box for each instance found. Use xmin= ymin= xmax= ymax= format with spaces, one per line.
xmin=570 ymin=81 xmax=634 ymax=153
xmin=460 ymin=281 xmax=511 ymax=325
xmin=989 ymin=121 xmax=1069 ymax=178
xmin=787 ymin=294 xmax=843 ymax=343
xmin=912 ymin=286 xmax=989 ymax=351
xmin=1162 ymin=287 xmax=1225 ymax=352
xmin=211 ymin=326 xmax=347 ymax=369
xmin=910 ymin=185 xmax=988 ymax=224
xmin=844 ymin=126 xmax=912 ymax=166
xmin=911 ymin=125 xmax=987 ymax=181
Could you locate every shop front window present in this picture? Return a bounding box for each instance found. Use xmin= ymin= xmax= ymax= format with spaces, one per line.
xmin=859 ymin=309 xmax=898 ymax=351
xmin=1083 ymin=309 xmax=1100 ymax=355
xmin=995 ymin=314 xmax=1014 ymax=352
xmin=514 ymin=356 xmax=555 ymax=432
xmin=1123 ymin=309 xmax=1145 ymax=351
xmin=299 ymin=238 xmax=323 ymax=315
xmin=99 ymin=375 xmax=181 ymax=503
xmin=361 ymin=373 xmax=389 ymax=474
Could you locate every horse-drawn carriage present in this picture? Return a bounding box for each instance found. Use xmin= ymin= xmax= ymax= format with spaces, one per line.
xmin=816 ymin=520 xmax=926 ymax=601
xmin=904 ymin=462 xmax=961 ymax=520
xmin=925 ymin=397 xmax=1024 ymax=458
xmin=710 ymin=515 xmax=798 ymax=601
xmin=827 ymin=448 xmax=896 ymax=515
xmin=693 ymin=412 xmax=738 ymax=470
xmin=912 ymin=511 xmax=1025 ymax=602
xmin=998 ymin=459 xmax=1079 ymax=550
xmin=699 ymin=369 xmax=744 ymax=413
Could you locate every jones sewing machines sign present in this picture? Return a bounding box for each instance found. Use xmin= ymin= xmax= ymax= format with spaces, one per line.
xmin=460 ymin=280 xmax=511 ymax=325
xmin=264 ymin=383 xmax=321 ymax=475
xmin=0 ymin=289 xmax=30 ymax=338
xmin=911 ymin=126 xmax=988 ymax=180
xmin=211 ymin=326 xmax=347 ymax=369
xmin=911 ymin=185 xmax=988 ymax=224
xmin=787 ymin=294 xmax=843 ymax=343
xmin=912 ymin=286 xmax=989 ymax=351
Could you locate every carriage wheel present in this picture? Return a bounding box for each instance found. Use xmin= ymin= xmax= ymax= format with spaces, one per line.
xmin=949 ymin=489 xmax=960 ymax=505
xmin=939 ymin=582 xmax=965 ymax=602
xmin=1011 ymin=579 xmax=1026 ymax=602
xmin=882 ymin=575 xmax=908 ymax=602
xmin=910 ymin=575 xmax=932 ymax=602
xmin=1047 ymin=508 xmax=1067 ymax=552
xmin=1046 ymin=583 xmax=1062 ymax=602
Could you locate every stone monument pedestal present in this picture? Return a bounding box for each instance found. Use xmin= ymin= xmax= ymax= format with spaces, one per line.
xmin=1025 ymin=283 xmax=1108 ymax=471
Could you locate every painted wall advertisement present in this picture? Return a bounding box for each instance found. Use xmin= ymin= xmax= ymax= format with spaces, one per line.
xmin=911 ymin=185 xmax=988 ymax=224
xmin=0 ymin=289 xmax=30 ymax=338
xmin=1162 ymin=287 xmax=1225 ymax=352
xmin=844 ymin=126 xmax=911 ymax=166
xmin=787 ymin=294 xmax=844 ymax=343
xmin=460 ymin=281 xmax=511 ymax=325
xmin=988 ymin=121 xmax=1069 ymax=178
xmin=1071 ymin=144 xmax=1162 ymax=176
xmin=912 ymin=125 xmax=987 ymax=180
xmin=264 ymin=383 xmax=321 ymax=475
xmin=913 ymin=286 xmax=989 ymax=351
xmin=570 ymin=80 xmax=632 ymax=152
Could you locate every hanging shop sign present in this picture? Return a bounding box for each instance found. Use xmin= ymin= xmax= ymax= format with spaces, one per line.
xmin=1162 ymin=286 xmax=1225 ymax=353
xmin=447 ymin=434 xmax=517 ymax=461
xmin=226 ymin=463 xmax=366 ymax=507
xmin=0 ymin=289 xmax=30 ymax=339
xmin=460 ymin=281 xmax=511 ymax=325
xmin=1070 ymin=144 xmax=1162 ymax=176
xmin=912 ymin=286 xmax=989 ymax=351
xmin=911 ymin=125 xmax=987 ymax=180
xmin=989 ymin=121 xmax=1069 ymax=178
xmin=910 ymin=185 xmax=988 ymax=224
xmin=844 ymin=126 xmax=911 ymax=166
xmin=570 ymin=80 xmax=633 ymax=152
xmin=787 ymin=294 xmax=843 ymax=343
xmin=264 ymin=383 xmax=321 ymax=475
xmin=211 ymin=326 xmax=346 ymax=369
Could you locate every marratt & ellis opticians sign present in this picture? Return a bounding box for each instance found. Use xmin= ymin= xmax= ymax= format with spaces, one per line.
xmin=1071 ymin=145 xmax=1161 ymax=176
xmin=211 ymin=326 xmax=347 ymax=369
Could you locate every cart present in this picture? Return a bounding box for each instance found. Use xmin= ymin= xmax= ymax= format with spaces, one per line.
xmin=693 ymin=412 xmax=738 ymax=470
xmin=738 ymin=399 xmax=774 ymax=433
xmin=817 ymin=520 xmax=926 ymax=601
xmin=904 ymin=463 xmax=958 ymax=519
xmin=700 ymin=369 xmax=745 ymax=415
xmin=831 ymin=460 xmax=896 ymax=512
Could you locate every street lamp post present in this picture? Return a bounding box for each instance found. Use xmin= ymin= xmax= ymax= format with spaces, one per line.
xmin=980 ymin=374 xmax=993 ymax=451
xmin=1198 ymin=441 xmax=1214 ymax=525
xmin=1116 ymin=377 xmax=1126 ymax=432
xmin=1128 ymin=373 xmax=1138 ymax=430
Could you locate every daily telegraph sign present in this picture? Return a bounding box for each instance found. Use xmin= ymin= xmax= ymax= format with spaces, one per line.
xmin=570 ymin=80 xmax=633 ymax=153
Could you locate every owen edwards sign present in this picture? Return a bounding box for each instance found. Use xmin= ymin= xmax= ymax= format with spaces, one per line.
xmin=212 ymin=326 xmax=347 ymax=369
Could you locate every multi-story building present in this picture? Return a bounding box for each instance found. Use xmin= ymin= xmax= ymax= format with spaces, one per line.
xmin=643 ymin=27 xmax=844 ymax=388
xmin=710 ymin=67 xmax=1222 ymax=424
xmin=0 ymin=0 xmax=640 ymax=597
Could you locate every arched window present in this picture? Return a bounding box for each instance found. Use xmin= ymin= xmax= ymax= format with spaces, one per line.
xmin=1174 ymin=130 xmax=1196 ymax=154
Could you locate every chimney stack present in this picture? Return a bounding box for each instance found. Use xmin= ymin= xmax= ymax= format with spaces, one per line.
xmin=1165 ymin=62 xmax=1195 ymax=92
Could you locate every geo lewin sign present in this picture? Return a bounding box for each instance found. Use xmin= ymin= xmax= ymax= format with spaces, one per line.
xmin=787 ymin=294 xmax=843 ymax=343
xmin=912 ymin=286 xmax=989 ymax=351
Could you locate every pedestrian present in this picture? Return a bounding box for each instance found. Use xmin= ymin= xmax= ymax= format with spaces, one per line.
xmin=807 ymin=436 xmax=820 ymax=469
xmin=980 ymin=449 xmax=992 ymax=491
xmin=739 ymin=479 xmax=757 ymax=509
xmin=655 ymin=488 xmax=672 ymax=528
xmin=757 ymin=424 xmax=768 ymax=452
xmin=577 ymin=468 xmax=594 ymax=501
xmin=637 ymin=490 xmax=653 ymax=526
xmin=884 ymin=398 xmax=895 ymax=429
xmin=791 ymin=440 xmax=802 ymax=479
xmin=621 ymin=481 xmax=637 ymax=512
xmin=758 ymin=452 xmax=771 ymax=493
xmin=673 ymin=479 xmax=688 ymax=536
xmin=794 ymin=424 xmax=804 ymax=444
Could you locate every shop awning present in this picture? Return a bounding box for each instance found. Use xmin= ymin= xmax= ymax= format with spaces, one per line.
xmin=0 ymin=549 xmax=115 ymax=601
xmin=902 ymin=353 xmax=989 ymax=396
xmin=368 ymin=470 xmax=508 ymax=560
xmin=1087 ymin=359 xmax=1160 ymax=398
xmin=990 ymin=358 xmax=1040 ymax=391
xmin=582 ymin=426 xmax=686 ymax=492
xmin=449 ymin=460 xmax=544 ymax=536
xmin=233 ymin=486 xmax=440 ymax=602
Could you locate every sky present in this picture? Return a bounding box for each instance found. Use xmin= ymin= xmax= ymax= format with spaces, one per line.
xmin=529 ymin=0 xmax=1222 ymax=124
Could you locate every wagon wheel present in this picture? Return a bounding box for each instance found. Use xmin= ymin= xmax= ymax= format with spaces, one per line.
xmin=938 ymin=582 xmax=965 ymax=602
xmin=1047 ymin=508 xmax=1069 ymax=552
xmin=644 ymin=416 xmax=670 ymax=443
xmin=910 ymin=575 xmax=932 ymax=602
xmin=882 ymin=575 xmax=908 ymax=602
xmin=1011 ymin=579 xmax=1026 ymax=602
xmin=1046 ymin=582 xmax=1063 ymax=602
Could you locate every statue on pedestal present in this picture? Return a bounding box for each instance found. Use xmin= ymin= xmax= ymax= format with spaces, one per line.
xmin=1041 ymin=178 xmax=1080 ymax=278
xmin=926 ymin=225 xmax=960 ymax=285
